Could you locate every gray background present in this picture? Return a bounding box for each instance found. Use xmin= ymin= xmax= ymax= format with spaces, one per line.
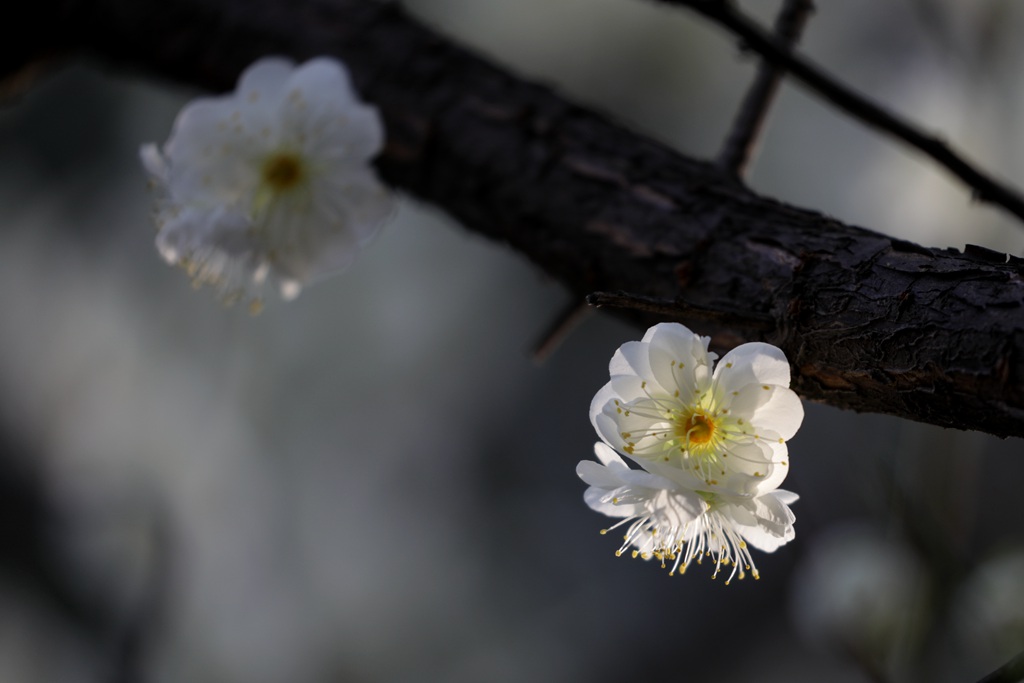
xmin=1 ymin=1 xmax=1022 ymax=681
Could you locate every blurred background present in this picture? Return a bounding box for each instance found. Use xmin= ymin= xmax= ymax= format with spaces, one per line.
xmin=1 ymin=0 xmax=1024 ymax=681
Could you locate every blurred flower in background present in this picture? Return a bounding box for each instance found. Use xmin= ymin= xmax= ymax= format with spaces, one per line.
xmin=789 ymin=525 xmax=930 ymax=680
xmin=953 ymin=549 xmax=1024 ymax=668
xmin=141 ymin=57 xmax=394 ymax=308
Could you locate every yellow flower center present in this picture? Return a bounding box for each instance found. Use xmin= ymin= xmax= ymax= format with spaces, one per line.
xmin=676 ymin=411 xmax=716 ymax=446
xmin=261 ymin=152 xmax=306 ymax=192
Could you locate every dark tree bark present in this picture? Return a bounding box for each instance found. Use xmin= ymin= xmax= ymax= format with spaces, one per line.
xmin=7 ymin=0 xmax=1024 ymax=437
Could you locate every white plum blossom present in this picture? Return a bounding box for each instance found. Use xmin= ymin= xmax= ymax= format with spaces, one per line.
xmin=579 ymin=323 xmax=804 ymax=580
xmin=141 ymin=56 xmax=394 ymax=310
xmin=577 ymin=443 xmax=798 ymax=584
xmin=590 ymin=322 xmax=803 ymax=496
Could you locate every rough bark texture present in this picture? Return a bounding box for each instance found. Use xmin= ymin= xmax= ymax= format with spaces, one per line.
xmin=7 ymin=0 xmax=1024 ymax=437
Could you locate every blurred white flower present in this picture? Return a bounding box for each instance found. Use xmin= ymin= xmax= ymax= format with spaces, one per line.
xmin=141 ymin=56 xmax=394 ymax=309
xmin=590 ymin=322 xmax=803 ymax=496
xmin=577 ymin=443 xmax=798 ymax=583
xmin=953 ymin=549 xmax=1024 ymax=663
xmin=789 ymin=525 xmax=928 ymax=668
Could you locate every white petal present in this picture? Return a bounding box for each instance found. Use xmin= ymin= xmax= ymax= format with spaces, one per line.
xmin=237 ymin=57 xmax=296 ymax=99
xmin=286 ymin=58 xmax=386 ymax=162
xmin=751 ymin=454 xmax=790 ymax=492
xmin=592 ymin=405 xmax=622 ymax=445
xmin=725 ymin=383 xmax=804 ymax=440
xmin=583 ymin=487 xmax=641 ymax=518
xmin=314 ymin=171 xmax=395 ymax=246
xmin=774 ymin=489 xmax=800 ymax=505
xmin=721 ymin=437 xmax=773 ymax=470
xmin=719 ymin=471 xmax=769 ymax=497
xmin=645 ymin=344 xmax=699 ymax=405
xmin=308 ymin=104 xmax=386 ymax=163
xmin=638 ymin=456 xmax=706 ymax=490
xmin=261 ymin=201 xmax=358 ymax=282
xmin=620 ymin=468 xmax=684 ymax=493
xmin=602 ymin=326 xmax=712 ymax=414
xmin=644 ymin=323 xmax=713 ymax=395
xmin=163 ymin=99 xmax=264 ymax=201
xmin=288 ymin=57 xmax=360 ymax=107
xmin=751 ymin=387 xmax=804 ymax=440
xmin=589 ymin=382 xmax=618 ymax=431
xmin=738 ymin=522 xmax=793 ymax=553
xmin=593 ymin=442 xmax=628 ymax=469
xmin=156 ymin=205 xmax=253 ymax=263
xmin=139 ymin=143 xmax=168 ymax=182
xmin=641 ymin=321 xmax=694 ymax=345
xmin=576 ymin=460 xmax=625 ymax=489
xmin=609 ymin=341 xmax=655 ymax=382
xmin=720 ymin=501 xmax=758 ymax=527
xmin=651 ymin=487 xmax=705 ymax=522
xmin=607 ymin=373 xmax=653 ymax=403
xmin=734 ymin=493 xmax=796 ymax=552
xmin=713 ymin=342 xmax=792 ymax=397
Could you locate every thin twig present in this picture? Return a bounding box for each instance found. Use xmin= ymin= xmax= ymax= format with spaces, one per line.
xmin=586 ymin=291 xmax=774 ymax=329
xmin=977 ymin=649 xmax=1024 ymax=683
xmin=716 ymin=0 xmax=814 ymax=177
xmin=530 ymin=300 xmax=593 ymax=364
xmin=587 ymin=291 xmax=682 ymax=316
xmin=658 ymin=0 xmax=1024 ymax=225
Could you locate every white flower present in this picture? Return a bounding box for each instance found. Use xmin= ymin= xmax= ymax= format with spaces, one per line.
xmin=579 ymin=324 xmax=804 ymax=581
xmin=141 ymin=56 xmax=394 ymax=309
xmin=577 ymin=442 xmax=798 ymax=584
xmin=789 ymin=525 xmax=928 ymax=670
xmin=590 ymin=323 xmax=803 ymax=496
xmin=953 ymin=549 xmax=1024 ymax=662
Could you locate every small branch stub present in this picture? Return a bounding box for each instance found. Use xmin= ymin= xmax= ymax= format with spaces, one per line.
xmin=586 ymin=292 xmax=774 ymax=331
xmin=716 ymin=0 xmax=814 ymax=177
xmin=658 ymin=0 xmax=1024 ymax=226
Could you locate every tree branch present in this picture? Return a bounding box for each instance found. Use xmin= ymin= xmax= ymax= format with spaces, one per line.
xmin=11 ymin=0 xmax=1024 ymax=438
xmin=531 ymin=301 xmax=593 ymax=364
xmin=657 ymin=0 xmax=1024 ymax=225
xmin=977 ymin=648 xmax=1024 ymax=683
xmin=717 ymin=0 xmax=814 ymax=177
xmin=586 ymin=291 xmax=773 ymax=332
